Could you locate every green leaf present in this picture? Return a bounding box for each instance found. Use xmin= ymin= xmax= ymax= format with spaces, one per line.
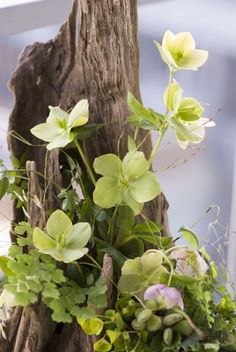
xmin=133 ymin=220 xmax=164 ymax=234
xmin=0 ymin=256 xmax=13 ymax=276
xmin=130 ymin=171 xmax=161 ymax=202
xmin=78 ymin=317 xmax=104 ymax=335
xmin=93 ymin=154 xmax=122 ymax=178
xmin=178 ymin=227 xmax=199 ymax=249
xmin=0 ymin=177 xmax=9 ymax=200
xmin=127 ymin=136 xmax=137 ymax=152
xmin=136 ymin=234 xmax=172 ymax=248
xmin=116 ymin=205 xmax=135 ymax=233
xmin=75 ymin=123 xmax=104 ymax=140
xmin=94 ymin=338 xmax=112 ymax=352
xmin=106 ymin=330 xmax=121 ymax=344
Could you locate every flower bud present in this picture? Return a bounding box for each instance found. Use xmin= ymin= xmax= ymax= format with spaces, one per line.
xmin=131 ymin=318 xmax=146 ymax=331
xmin=145 ymin=299 xmax=158 ymax=310
xmin=147 ymin=315 xmax=162 ymax=332
xmin=135 ymin=308 xmax=143 ymax=319
xmin=173 ymin=320 xmax=193 ymax=336
xmin=137 ymin=308 xmax=152 ymax=323
xmin=163 ymin=313 xmax=183 ymax=326
xmin=163 ymin=328 xmax=173 ymax=345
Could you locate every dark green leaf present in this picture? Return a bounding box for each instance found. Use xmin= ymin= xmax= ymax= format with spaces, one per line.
xmin=0 ymin=177 xmax=9 ymax=200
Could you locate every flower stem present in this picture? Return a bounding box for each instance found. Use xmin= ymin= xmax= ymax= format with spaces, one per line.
xmin=73 ymin=138 xmax=96 ymax=187
xmin=148 ymin=69 xmax=174 ymax=165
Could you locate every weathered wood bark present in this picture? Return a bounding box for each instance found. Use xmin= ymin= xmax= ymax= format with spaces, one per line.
xmin=1 ymin=0 xmax=169 ymax=351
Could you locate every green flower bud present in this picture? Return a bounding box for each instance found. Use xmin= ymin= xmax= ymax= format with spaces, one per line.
xmin=135 ymin=308 xmax=143 ymax=319
xmin=145 ymin=299 xmax=158 ymax=310
xmin=173 ymin=320 xmax=193 ymax=336
xmin=137 ymin=308 xmax=153 ymax=323
xmin=163 ymin=313 xmax=183 ymax=326
xmin=131 ymin=318 xmax=146 ymax=331
xmin=163 ymin=328 xmax=173 ymax=345
xmin=147 ymin=315 xmax=162 ymax=332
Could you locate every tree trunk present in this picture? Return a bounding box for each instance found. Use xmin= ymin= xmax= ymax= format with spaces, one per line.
xmin=1 ymin=0 xmax=169 ymax=351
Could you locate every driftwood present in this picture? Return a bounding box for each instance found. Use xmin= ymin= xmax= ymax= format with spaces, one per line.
xmin=1 ymin=0 xmax=169 ymax=351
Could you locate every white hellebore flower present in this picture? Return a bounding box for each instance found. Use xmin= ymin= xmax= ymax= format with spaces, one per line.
xmin=155 ymin=30 xmax=208 ymax=71
xmin=164 ymin=80 xmax=215 ymax=149
xmin=170 ymin=248 xmax=208 ymax=277
xmin=30 ymin=99 xmax=89 ymax=150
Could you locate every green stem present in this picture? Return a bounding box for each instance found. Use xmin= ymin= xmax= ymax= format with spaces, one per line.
xmin=74 ymin=138 xmax=96 ymax=187
xmin=148 ymin=69 xmax=174 ymax=165
xmin=108 ymin=206 xmax=118 ymax=245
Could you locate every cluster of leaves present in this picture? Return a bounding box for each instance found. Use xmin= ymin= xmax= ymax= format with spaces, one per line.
xmin=0 ymin=30 xmax=235 ymax=352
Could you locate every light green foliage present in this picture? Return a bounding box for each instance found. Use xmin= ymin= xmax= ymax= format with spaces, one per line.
xmin=126 ymin=91 xmax=164 ymax=130
xmin=30 ymin=99 xmax=89 ymax=150
xmin=33 ymin=210 xmax=91 ymax=263
xmin=93 ymin=151 xmax=161 ymax=214
xmin=0 ymin=247 xmax=65 ymax=307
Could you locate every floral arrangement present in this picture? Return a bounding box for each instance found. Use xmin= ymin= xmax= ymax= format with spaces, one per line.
xmin=0 ymin=31 xmax=235 ymax=351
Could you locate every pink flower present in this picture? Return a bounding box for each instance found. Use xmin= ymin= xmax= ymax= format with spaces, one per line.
xmin=170 ymin=248 xmax=208 ymax=277
xmin=144 ymin=284 xmax=184 ymax=310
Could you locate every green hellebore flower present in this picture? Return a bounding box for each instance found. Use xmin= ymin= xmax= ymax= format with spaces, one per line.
xmin=164 ymin=81 xmax=215 ymax=149
xmin=33 ymin=210 xmax=91 ymax=263
xmin=155 ymin=30 xmax=208 ymax=71
xmin=118 ymin=250 xmax=167 ymax=294
xmin=30 ymin=99 xmax=89 ymax=150
xmin=93 ymin=151 xmax=161 ymax=215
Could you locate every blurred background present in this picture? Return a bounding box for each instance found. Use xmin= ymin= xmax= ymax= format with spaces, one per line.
xmin=0 ymin=0 xmax=235 ymax=285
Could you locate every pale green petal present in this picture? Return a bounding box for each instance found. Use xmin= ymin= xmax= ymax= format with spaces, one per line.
xmin=164 ymin=81 xmax=183 ymax=112
xmin=121 ymin=257 xmax=142 ymax=276
xmin=189 ymin=123 xmax=205 ymax=141
xmin=130 ymin=171 xmax=161 ymax=203
xmin=66 ymin=223 xmax=91 ymax=248
xmin=46 ymin=130 xmax=72 ymax=150
xmin=177 ymin=98 xmax=204 ymax=121
xmin=46 ymin=210 xmax=72 ymax=240
xmin=141 ymin=251 xmax=163 ymax=273
xmin=154 ymin=41 xmax=177 ymax=68
xmin=162 ymin=30 xmax=175 ymax=52
xmin=171 ymin=118 xmax=205 ymax=149
xmin=68 ymin=99 xmax=89 ymax=128
xmin=47 ymin=106 xmax=68 ymax=123
xmin=33 ymin=227 xmax=56 ymax=250
xmin=123 ymin=190 xmax=143 ymax=215
xmin=54 ymin=248 xmax=88 ymax=263
xmin=174 ymin=32 xmax=195 ymax=53
xmin=198 ymin=117 xmax=215 ymax=127
xmin=122 ymin=151 xmax=149 ymax=180
xmin=179 ymin=98 xmax=204 ymax=115
xmin=93 ymin=177 xmax=122 ymax=208
xmin=30 ymin=123 xmax=62 ymax=142
xmin=180 ymin=49 xmax=208 ymax=70
xmin=93 ymin=154 xmax=122 ymax=178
